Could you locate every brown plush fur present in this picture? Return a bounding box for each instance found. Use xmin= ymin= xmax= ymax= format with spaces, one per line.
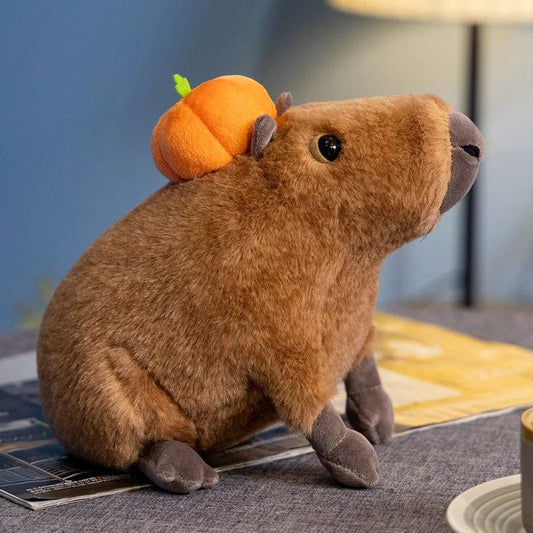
xmin=38 ymin=94 xmax=455 ymax=471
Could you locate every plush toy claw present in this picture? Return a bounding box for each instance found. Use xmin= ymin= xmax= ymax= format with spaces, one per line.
xmin=151 ymin=74 xmax=277 ymax=181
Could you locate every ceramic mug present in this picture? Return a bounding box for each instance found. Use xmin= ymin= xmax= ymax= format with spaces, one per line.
xmin=522 ymin=407 xmax=533 ymax=533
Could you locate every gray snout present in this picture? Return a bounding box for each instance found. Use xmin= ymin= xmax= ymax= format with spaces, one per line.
xmin=440 ymin=112 xmax=485 ymax=214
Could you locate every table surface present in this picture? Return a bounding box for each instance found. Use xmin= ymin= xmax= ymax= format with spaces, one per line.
xmin=1 ymin=305 xmax=532 ymax=532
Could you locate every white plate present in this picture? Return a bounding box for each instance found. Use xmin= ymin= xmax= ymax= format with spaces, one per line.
xmin=447 ymin=475 xmax=526 ymax=533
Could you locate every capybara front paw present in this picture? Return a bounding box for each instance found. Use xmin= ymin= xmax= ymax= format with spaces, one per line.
xmin=316 ymin=429 xmax=380 ymax=488
xmin=138 ymin=440 xmax=218 ymax=494
xmin=346 ymin=385 xmax=394 ymax=444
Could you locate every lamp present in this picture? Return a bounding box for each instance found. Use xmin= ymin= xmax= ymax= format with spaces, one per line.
xmin=329 ymin=0 xmax=533 ymax=307
xmin=330 ymin=1 xmax=533 ymax=23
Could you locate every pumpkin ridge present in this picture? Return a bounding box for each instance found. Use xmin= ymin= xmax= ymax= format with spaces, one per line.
xmin=183 ymin=100 xmax=234 ymax=158
xmin=159 ymin=103 xmax=232 ymax=179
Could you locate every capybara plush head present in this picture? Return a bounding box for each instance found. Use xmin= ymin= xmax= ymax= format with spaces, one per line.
xmin=37 ymin=75 xmax=484 ymax=493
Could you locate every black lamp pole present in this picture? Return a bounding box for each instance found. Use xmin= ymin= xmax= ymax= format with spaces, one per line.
xmin=462 ymin=23 xmax=480 ymax=307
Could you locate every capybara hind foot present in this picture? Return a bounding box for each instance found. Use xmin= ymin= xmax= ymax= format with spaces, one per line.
xmin=138 ymin=440 xmax=219 ymax=493
xmin=308 ymin=404 xmax=380 ymax=488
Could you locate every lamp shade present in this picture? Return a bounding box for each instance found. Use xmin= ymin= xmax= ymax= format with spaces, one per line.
xmin=329 ymin=0 xmax=533 ymax=23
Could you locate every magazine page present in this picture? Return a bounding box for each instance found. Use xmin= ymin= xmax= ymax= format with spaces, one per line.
xmin=0 ymin=383 xmax=149 ymax=510
xmin=374 ymin=313 xmax=533 ymax=428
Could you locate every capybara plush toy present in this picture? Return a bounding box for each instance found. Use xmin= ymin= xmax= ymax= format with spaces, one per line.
xmin=37 ymin=75 xmax=484 ymax=493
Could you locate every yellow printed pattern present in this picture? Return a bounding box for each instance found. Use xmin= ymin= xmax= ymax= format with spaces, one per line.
xmin=373 ymin=313 xmax=533 ymax=428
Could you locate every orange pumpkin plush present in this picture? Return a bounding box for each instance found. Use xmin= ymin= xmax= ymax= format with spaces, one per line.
xmin=152 ymin=74 xmax=277 ymax=180
xmin=37 ymin=74 xmax=484 ymax=494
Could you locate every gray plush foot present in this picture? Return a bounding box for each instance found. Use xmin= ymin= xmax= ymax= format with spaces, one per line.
xmin=308 ymin=404 xmax=380 ymax=488
xmin=316 ymin=428 xmax=380 ymax=488
xmin=344 ymin=355 xmax=394 ymax=444
xmin=346 ymin=385 xmax=394 ymax=444
xmin=138 ymin=440 xmax=219 ymax=494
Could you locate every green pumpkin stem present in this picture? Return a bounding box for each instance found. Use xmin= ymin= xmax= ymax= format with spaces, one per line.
xmin=173 ymin=74 xmax=192 ymax=98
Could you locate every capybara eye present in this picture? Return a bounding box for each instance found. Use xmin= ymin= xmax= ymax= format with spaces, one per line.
xmin=310 ymin=135 xmax=342 ymax=163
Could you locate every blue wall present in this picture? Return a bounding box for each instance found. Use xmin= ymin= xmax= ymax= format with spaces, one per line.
xmin=0 ymin=0 xmax=279 ymax=332
xmin=2 ymin=0 xmax=532 ymax=333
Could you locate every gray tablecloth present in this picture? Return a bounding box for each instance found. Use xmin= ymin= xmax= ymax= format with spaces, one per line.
xmin=1 ymin=306 xmax=532 ymax=532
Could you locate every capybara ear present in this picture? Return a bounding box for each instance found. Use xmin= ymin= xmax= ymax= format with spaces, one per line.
xmin=250 ymin=114 xmax=277 ymax=159
xmin=275 ymin=92 xmax=292 ymax=116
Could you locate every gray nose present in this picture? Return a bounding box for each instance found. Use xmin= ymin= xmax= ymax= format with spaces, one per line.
xmin=440 ymin=112 xmax=485 ymax=214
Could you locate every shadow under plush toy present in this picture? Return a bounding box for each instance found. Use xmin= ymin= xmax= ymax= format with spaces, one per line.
xmin=37 ymin=74 xmax=484 ymax=493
